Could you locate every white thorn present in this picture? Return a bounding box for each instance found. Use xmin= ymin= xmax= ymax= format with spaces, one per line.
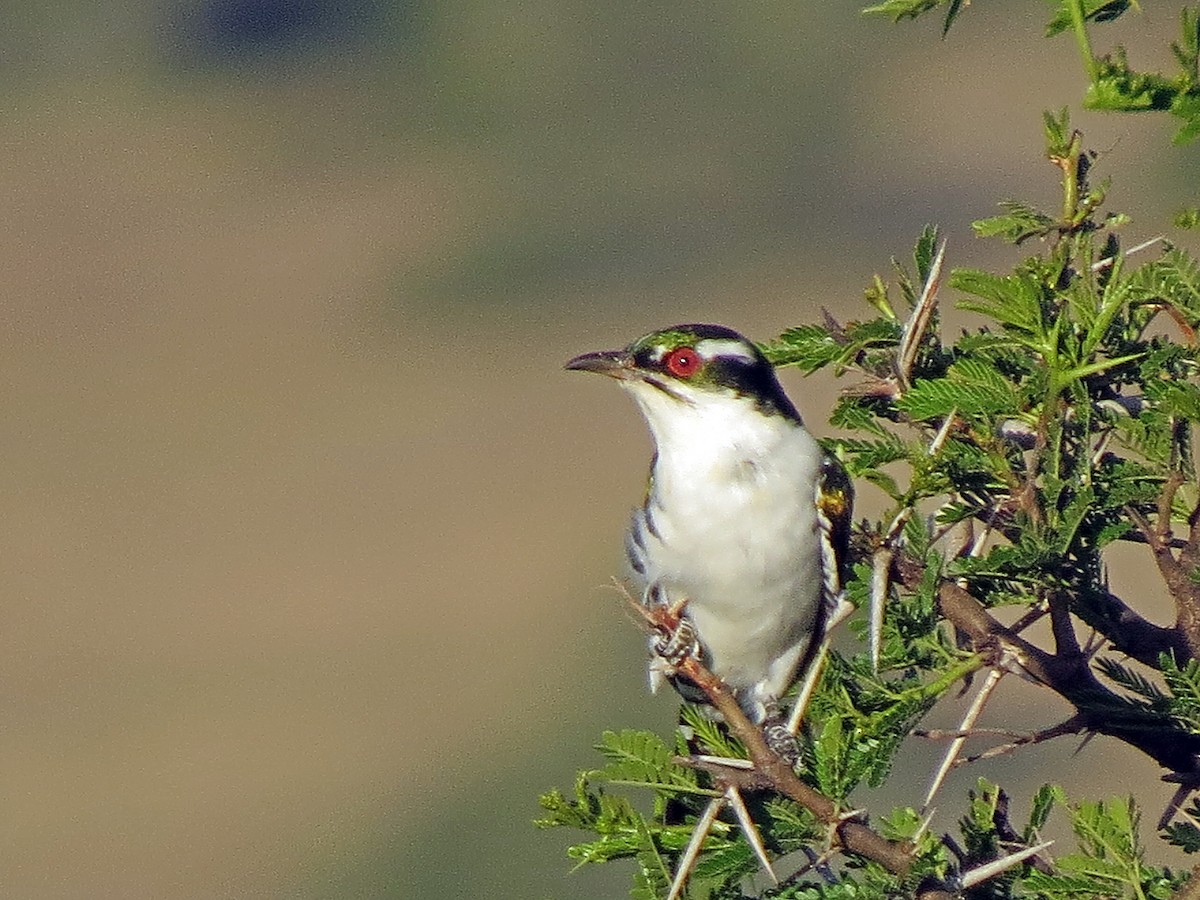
xmin=786 ymin=598 xmax=853 ymax=734
xmin=898 ymin=239 xmax=947 ymax=388
xmin=869 ymin=548 xmax=892 ymax=673
xmin=1090 ymin=235 xmax=1166 ymax=271
xmin=725 ymin=785 xmax=777 ymax=884
xmin=828 ymin=596 xmax=856 ymax=631
xmin=690 ymin=754 xmax=754 ymax=770
xmin=927 ymin=408 xmax=957 ymax=456
xmin=922 ymin=668 xmax=1004 ymax=811
xmin=959 ymin=840 xmax=1054 ymax=888
xmin=883 ymin=506 xmax=914 ymax=544
xmin=667 ymin=796 xmax=725 ymax=900
xmin=968 ymin=524 xmax=992 ymax=559
xmin=787 ymin=635 xmax=830 ymax=735
xmin=913 ymin=806 xmax=937 ymax=843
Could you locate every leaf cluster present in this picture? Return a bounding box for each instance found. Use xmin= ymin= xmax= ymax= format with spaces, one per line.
xmin=863 ymin=1 xmax=1200 ymax=146
xmin=543 ymin=111 xmax=1200 ymax=897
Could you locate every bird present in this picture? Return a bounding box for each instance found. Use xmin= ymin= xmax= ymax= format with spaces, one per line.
xmin=566 ymin=323 xmax=852 ymax=728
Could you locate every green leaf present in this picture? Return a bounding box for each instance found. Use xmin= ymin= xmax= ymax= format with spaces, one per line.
xmin=1176 ymin=207 xmax=1200 ymax=230
xmin=829 ymin=396 xmax=892 ymax=437
xmin=1163 ymin=820 xmax=1200 ymax=853
xmin=941 ymin=0 xmax=965 ymax=36
xmin=813 ymin=716 xmax=849 ymax=799
xmin=973 ymin=200 xmax=1056 ymax=243
xmin=1045 ymin=0 xmax=1134 ymax=37
xmin=1130 ymin=247 xmax=1200 ymax=305
xmin=952 ymin=268 xmax=1048 ymax=340
xmin=1174 ymin=6 xmax=1200 ymax=82
xmin=1055 ymin=351 xmax=1145 ymax=387
xmin=1027 ymin=784 xmax=1065 ymax=838
xmin=898 ymin=373 xmax=1015 ymax=421
xmin=1022 ymin=869 xmax=1123 ymax=896
xmin=914 ymin=224 xmax=940 ymax=284
xmin=763 ymin=325 xmax=843 ymax=372
xmin=594 ymin=729 xmax=700 ymax=792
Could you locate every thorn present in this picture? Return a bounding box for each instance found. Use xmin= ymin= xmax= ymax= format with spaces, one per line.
xmin=883 ymin=506 xmax=914 ymax=544
xmin=927 ymin=409 xmax=957 ymax=457
xmin=786 ymin=598 xmax=853 ymax=734
xmin=689 ymin=754 xmax=755 ymax=770
xmin=869 ymin=548 xmax=892 ymax=673
xmin=958 ymin=840 xmax=1054 ymax=889
xmin=1073 ymin=731 xmax=1097 ymax=756
xmin=922 ymin=669 xmax=1004 ymax=811
xmin=1091 ymin=428 xmax=1113 ymax=466
xmin=785 ymin=845 xmax=837 ymax=886
xmin=1159 ymin=784 xmax=1194 ymax=831
xmin=897 ymin=239 xmax=947 ymax=389
xmin=1090 ymin=234 xmax=1166 ymax=271
xmin=667 ymin=797 xmax=724 ymax=900
xmin=869 ymin=508 xmax=914 ymax=676
xmin=725 ymin=785 xmax=778 ymax=883
xmin=829 ymin=595 xmax=856 ymax=630
xmin=913 ymin=806 xmax=936 ymax=843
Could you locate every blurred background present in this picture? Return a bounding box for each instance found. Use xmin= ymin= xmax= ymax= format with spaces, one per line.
xmin=2 ymin=1 xmax=1198 ymax=897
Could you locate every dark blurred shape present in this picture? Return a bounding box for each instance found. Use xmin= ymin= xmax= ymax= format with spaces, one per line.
xmin=163 ymin=0 xmax=406 ymax=66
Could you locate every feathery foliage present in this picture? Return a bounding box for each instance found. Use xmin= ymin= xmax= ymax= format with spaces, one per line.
xmin=543 ymin=9 xmax=1200 ymax=899
xmin=865 ymin=1 xmax=1200 ymax=146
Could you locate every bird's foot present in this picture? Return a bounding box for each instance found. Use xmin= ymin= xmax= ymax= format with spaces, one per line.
xmin=762 ymin=715 xmax=801 ymax=767
xmin=653 ymin=616 xmax=699 ymax=667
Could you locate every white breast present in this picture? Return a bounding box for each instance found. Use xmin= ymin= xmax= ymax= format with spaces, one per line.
xmin=623 ymin=381 xmax=826 ymax=717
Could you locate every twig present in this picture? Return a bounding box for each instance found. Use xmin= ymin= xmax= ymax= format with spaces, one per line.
xmin=958 ymin=716 xmax=1087 ymax=765
xmin=634 ymin=599 xmax=918 ymax=877
xmin=892 ymin=552 xmax=1200 ymax=775
xmin=1127 ymin=473 xmax=1200 ymax=659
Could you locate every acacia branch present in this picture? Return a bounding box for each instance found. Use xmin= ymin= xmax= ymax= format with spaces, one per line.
xmin=656 ymin=632 xmax=916 ymax=876
xmin=1072 ymin=586 xmax=1188 ymax=667
xmin=893 ymin=553 xmax=1200 ymax=776
xmin=1128 ymin=482 xmax=1200 ymax=660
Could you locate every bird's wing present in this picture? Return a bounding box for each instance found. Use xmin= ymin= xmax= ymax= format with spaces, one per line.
xmin=815 ymin=451 xmax=853 ymax=610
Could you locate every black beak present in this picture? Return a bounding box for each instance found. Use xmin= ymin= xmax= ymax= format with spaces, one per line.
xmin=564 ymin=349 xmax=635 ymax=378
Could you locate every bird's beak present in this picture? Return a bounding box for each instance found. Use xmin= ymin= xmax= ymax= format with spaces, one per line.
xmin=564 ymin=349 xmax=636 ymax=379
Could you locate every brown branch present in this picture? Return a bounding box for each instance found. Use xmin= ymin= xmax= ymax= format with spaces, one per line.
xmin=1048 ymin=590 xmax=1081 ymax=659
xmin=669 ymin=652 xmax=917 ymax=876
xmin=892 ymin=553 xmax=1200 ymax=776
xmin=956 ymin=716 xmax=1087 ymax=765
xmin=1158 ymin=470 xmax=1186 ymax=544
xmin=633 ymin=600 xmax=917 ymax=879
xmin=1129 ymin=488 xmax=1200 ymax=660
xmin=1073 ymin=587 xmax=1189 ymax=667
xmin=1187 ymin=489 xmax=1200 ymax=552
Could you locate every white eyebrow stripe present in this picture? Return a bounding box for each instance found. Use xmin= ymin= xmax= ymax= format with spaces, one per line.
xmin=695 ymin=338 xmax=756 ymax=363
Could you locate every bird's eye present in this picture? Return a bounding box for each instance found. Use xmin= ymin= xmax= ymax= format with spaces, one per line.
xmin=665 ymin=347 xmax=701 ymax=378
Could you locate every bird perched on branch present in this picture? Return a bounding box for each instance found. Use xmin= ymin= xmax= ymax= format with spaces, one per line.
xmin=566 ymin=324 xmax=851 ymax=729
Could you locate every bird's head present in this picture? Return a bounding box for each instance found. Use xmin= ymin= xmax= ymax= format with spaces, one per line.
xmin=565 ymin=324 xmax=801 ymax=424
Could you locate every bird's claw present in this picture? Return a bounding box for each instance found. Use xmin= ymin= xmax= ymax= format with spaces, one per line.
xmin=654 ymin=616 xmax=699 ymax=667
xmin=762 ymin=717 xmax=802 ymax=767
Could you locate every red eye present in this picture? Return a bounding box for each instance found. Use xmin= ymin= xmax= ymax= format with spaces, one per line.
xmin=665 ymin=347 xmax=701 ymax=378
